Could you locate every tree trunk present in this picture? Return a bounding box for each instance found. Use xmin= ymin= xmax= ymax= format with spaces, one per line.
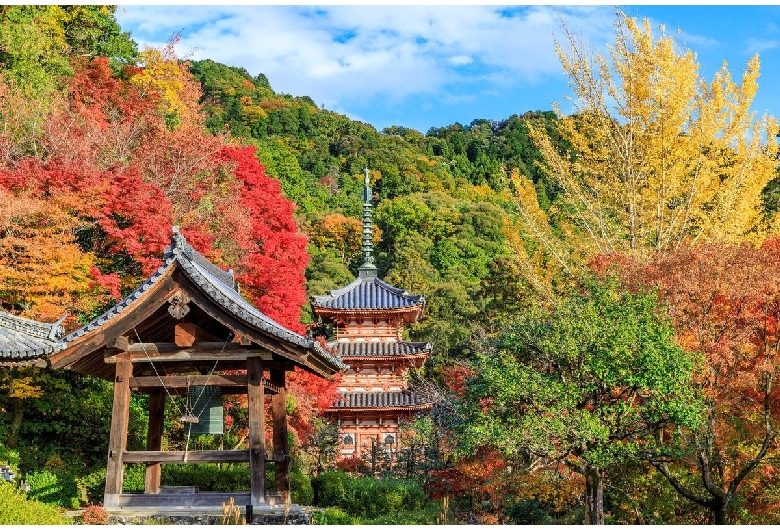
xmin=711 ymin=499 xmax=727 ymax=525
xmin=7 ymin=397 xmax=24 ymax=449
xmin=585 ymin=467 xmax=605 ymax=525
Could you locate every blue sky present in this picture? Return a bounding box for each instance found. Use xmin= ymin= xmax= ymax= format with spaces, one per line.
xmin=115 ymin=5 xmax=780 ymax=134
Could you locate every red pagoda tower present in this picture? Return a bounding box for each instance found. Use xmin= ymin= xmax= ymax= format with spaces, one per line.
xmin=311 ymin=169 xmax=433 ymax=460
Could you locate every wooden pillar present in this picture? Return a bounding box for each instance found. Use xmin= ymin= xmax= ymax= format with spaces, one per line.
xmin=271 ymin=369 xmax=289 ymax=501
xmin=355 ymin=415 xmax=359 ymax=456
xmin=144 ymin=388 xmax=166 ymax=494
xmin=247 ymin=356 xmax=265 ymax=505
xmin=104 ymin=353 xmax=132 ymax=507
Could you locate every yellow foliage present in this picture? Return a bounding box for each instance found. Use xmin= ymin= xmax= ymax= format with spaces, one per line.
xmin=469 ymin=183 xmax=498 ymax=202
xmin=241 ymin=104 xmax=268 ymax=126
xmin=8 ymin=376 xmax=42 ymax=399
xmin=131 ymin=36 xmax=203 ymax=129
xmin=259 ymin=98 xmax=291 ymax=111
xmin=308 ymin=213 xmax=381 ymax=264
xmin=0 ymin=190 xmax=109 ymax=321
xmin=525 ymin=11 xmax=779 ymax=265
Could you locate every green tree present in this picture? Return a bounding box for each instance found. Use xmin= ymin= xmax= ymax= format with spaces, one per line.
xmin=457 ymin=278 xmax=703 ymax=524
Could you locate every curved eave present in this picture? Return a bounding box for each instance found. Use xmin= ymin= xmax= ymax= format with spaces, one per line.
xmin=49 ymin=264 xmax=178 ymax=370
xmin=311 ymin=301 xmax=425 ymax=313
xmin=0 ymin=344 xmax=61 ymax=360
xmin=326 ymin=403 xmax=434 ymax=412
xmin=178 ymin=254 xmax=343 ymax=376
xmin=342 ymin=354 xmax=429 ymax=362
xmin=0 ymin=311 xmax=65 ymax=365
xmin=0 ymin=357 xmax=48 ymax=368
xmin=313 ymin=306 xmax=424 ymax=321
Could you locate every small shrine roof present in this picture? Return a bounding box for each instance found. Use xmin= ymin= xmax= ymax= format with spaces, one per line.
xmin=330 ymin=390 xmax=433 ymax=410
xmin=56 ymin=227 xmax=344 ymax=376
xmin=0 ymin=312 xmax=65 ymax=366
xmin=330 ymin=341 xmax=431 ymax=358
xmin=65 ymin=229 xmax=308 ymax=349
xmin=311 ymin=276 xmax=424 ymax=311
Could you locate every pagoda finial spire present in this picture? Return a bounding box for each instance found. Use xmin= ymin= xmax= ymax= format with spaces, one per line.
xmin=358 ymin=168 xmax=377 ymax=278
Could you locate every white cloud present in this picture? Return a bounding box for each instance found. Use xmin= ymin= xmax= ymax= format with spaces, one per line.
xmin=746 ymin=38 xmax=780 ymax=55
xmin=448 ymin=55 xmax=472 ymax=67
xmin=676 ymin=30 xmax=722 ymax=51
xmin=116 ymin=5 xmax=617 ymax=111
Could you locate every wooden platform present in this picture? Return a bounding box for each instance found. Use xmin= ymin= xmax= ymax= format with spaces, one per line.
xmin=104 ymin=491 xmax=287 ymax=511
xmin=104 ymin=501 xmax=314 ymax=525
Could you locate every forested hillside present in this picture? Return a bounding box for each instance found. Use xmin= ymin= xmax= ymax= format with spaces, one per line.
xmin=187 ymin=58 xmax=573 ymax=366
xmin=2 ymin=5 xmax=780 ymax=525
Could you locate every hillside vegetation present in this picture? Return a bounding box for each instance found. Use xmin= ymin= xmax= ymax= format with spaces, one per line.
xmin=2 ymin=5 xmax=780 ymax=525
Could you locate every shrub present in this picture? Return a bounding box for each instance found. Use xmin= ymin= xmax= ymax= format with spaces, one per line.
xmin=507 ymin=499 xmax=553 ymax=524
xmin=311 ymin=507 xmax=358 ymax=525
xmin=26 ymin=469 xmax=80 ymax=508
xmin=79 ymin=504 xmax=109 ymax=525
xmin=312 ymin=505 xmax=442 ymax=525
xmin=362 ymin=504 xmax=442 ymax=525
xmin=0 ymin=443 xmax=20 ymax=471
xmin=334 ymin=457 xmax=369 ymax=474
xmin=341 ymin=476 xmax=430 ymax=519
xmin=161 ymin=464 xmax=251 ymax=491
xmin=312 ymin=472 xmax=433 ymax=520
xmin=290 ymin=469 xmax=313 ymax=505
xmin=121 ymin=464 xmax=146 ymax=492
xmin=79 ymin=468 xmax=107 ymax=505
xmin=0 ymin=482 xmax=70 ymax=525
xmin=312 ymin=470 xmax=349 ymax=507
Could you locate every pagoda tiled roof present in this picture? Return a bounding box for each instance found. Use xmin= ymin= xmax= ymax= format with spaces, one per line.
xmin=330 ymin=341 xmax=431 ymax=358
xmin=311 ymin=276 xmax=424 ymax=311
xmin=62 ymin=227 xmax=344 ymax=374
xmin=0 ymin=312 xmax=65 ymax=366
xmin=330 ymin=390 xmax=433 ymax=410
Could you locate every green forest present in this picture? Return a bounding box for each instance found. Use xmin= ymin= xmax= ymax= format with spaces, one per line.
xmin=2 ymin=5 xmax=780 ymax=525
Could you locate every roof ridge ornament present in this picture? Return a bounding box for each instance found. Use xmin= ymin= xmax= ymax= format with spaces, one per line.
xmin=358 ymin=168 xmax=378 ymax=278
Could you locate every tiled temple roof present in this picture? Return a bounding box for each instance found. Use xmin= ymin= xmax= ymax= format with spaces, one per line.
xmin=63 ymin=227 xmax=344 ymax=374
xmin=311 ymin=276 xmax=424 ymax=311
xmin=330 ymin=341 xmax=431 ymax=358
xmin=0 ymin=312 xmax=65 ymax=366
xmin=330 ymin=390 xmax=433 ymax=410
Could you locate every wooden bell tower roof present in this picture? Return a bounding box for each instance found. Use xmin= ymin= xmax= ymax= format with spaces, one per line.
xmin=49 ymin=227 xmax=344 ymax=380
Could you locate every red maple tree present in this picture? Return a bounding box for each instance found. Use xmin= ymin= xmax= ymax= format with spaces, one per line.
xmin=599 ymin=241 xmax=780 ymax=523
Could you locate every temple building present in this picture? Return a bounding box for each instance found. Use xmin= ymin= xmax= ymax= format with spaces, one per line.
xmin=2 ymin=228 xmax=343 ymax=513
xmin=311 ymin=169 xmax=433 ymax=460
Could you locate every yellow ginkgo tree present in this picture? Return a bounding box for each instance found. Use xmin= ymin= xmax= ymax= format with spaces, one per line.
xmin=518 ymin=10 xmax=779 ymax=271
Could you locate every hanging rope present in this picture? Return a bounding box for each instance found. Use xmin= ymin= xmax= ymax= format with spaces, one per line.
xmin=133 ymin=327 xmax=186 ymax=419
xmin=180 ymin=376 xmax=200 ymax=424
xmin=132 ymin=327 xmax=233 ymax=462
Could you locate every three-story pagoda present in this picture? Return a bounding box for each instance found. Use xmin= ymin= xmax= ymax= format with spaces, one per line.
xmin=311 ymin=169 xmax=433 ymax=459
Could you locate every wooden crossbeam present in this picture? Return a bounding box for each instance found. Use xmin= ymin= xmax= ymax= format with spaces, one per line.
xmin=128 ymin=375 xmax=281 ymax=394
xmin=104 ymin=342 xmax=273 ymax=363
xmin=130 ymin=374 xmax=246 ymax=388
xmin=121 ymin=450 xmax=287 ymax=464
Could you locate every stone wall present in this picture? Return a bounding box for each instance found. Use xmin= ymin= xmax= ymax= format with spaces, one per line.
xmin=106 ymin=507 xmax=313 ymax=525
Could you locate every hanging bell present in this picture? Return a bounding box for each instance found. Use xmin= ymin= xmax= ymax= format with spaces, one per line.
xmin=180 ymin=414 xmax=200 ymax=424
xmin=188 ymin=386 xmax=224 ymax=435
